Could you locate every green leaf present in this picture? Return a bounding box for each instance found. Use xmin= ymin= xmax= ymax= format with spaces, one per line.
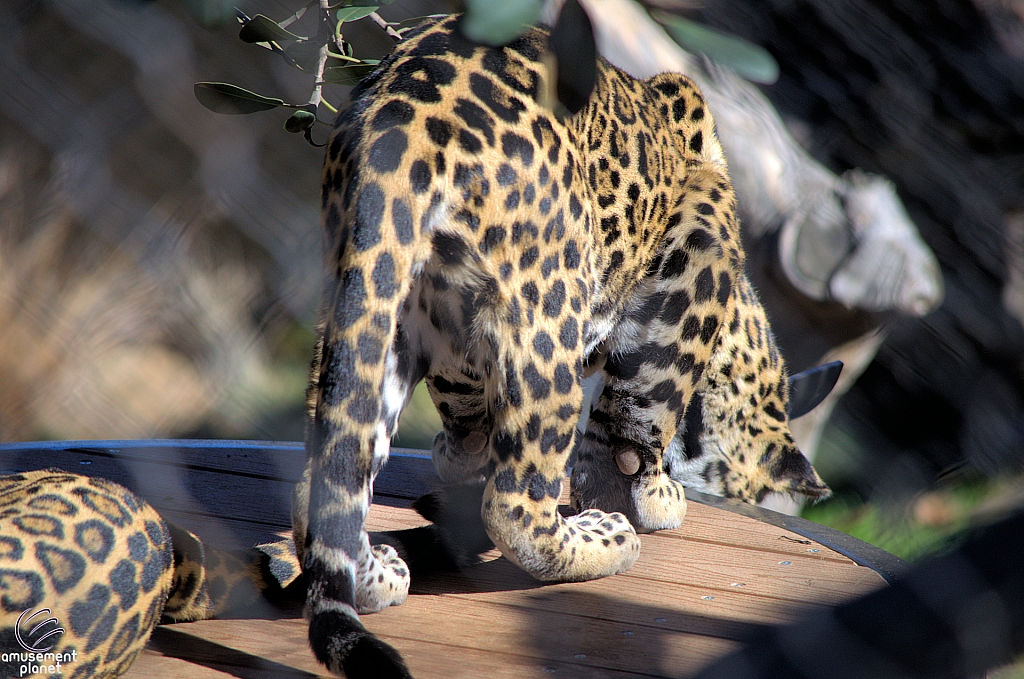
xmin=460 ymin=0 xmax=542 ymax=47
xmin=239 ymin=14 xmax=306 ymax=43
xmin=329 ymin=0 xmax=393 ymax=7
xmin=284 ymin=110 xmax=318 ymax=133
xmin=322 ymin=63 xmax=379 ymax=85
xmin=305 ymin=126 xmax=326 ymax=148
xmin=181 ymin=0 xmax=235 ymax=28
xmin=653 ymin=11 xmax=779 ymax=84
xmin=336 ymin=6 xmax=378 ymax=22
xmin=284 ymin=41 xmax=325 ymax=71
xmin=194 ymin=82 xmax=288 ymax=114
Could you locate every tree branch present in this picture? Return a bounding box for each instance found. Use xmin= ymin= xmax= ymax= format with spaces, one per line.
xmin=308 ymin=0 xmax=332 ymax=110
xmin=369 ymin=12 xmax=403 ymax=42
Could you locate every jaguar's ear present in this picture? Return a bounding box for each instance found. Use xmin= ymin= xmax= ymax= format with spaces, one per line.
xmin=787 ymin=360 xmax=843 ymax=419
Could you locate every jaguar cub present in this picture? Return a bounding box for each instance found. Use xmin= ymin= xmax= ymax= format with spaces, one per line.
xmin=297 ymin=15 xmax=823 ymax=678
xmin=661 ymin=273 xmax=831 ymax=503
xmin=0 ymin=471 xmax=172 ymax=679
xmin=0 ymin=470 xmax=286 ymax=679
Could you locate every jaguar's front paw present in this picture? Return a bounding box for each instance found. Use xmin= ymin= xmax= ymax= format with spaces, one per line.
xmin=630 ymin=472 xmax=687 ymax=531
xmin=483 ymin=480 xmax=640 ymax=582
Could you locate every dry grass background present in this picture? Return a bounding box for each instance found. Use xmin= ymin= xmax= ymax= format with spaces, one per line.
xmin=0 ymin=144 xmax=304 ymax=442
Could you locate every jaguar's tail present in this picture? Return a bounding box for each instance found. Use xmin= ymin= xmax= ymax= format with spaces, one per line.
xmin=309 ymin=611 xmax=412 ymax=679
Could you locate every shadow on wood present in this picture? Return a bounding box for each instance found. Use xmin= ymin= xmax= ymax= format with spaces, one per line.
xmin=149 ymin=626 xmax=321 ymax=679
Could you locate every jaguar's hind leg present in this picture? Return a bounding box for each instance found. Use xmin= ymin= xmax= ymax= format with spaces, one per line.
xmin=480 ymin=340 xmax=640 ymax=581
xmin=572 ymin=166 xmax=741 ymax=531
xmin=302 ymin=279 xmax=432 ymax=617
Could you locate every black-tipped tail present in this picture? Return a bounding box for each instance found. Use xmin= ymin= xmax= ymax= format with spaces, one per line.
xmin=310 ymin=609 xmax=412 ymax=679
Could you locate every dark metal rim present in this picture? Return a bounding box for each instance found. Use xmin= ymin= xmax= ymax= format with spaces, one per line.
xmin=0 ymin=439 xmax=907 ymax=583
xmin=0 ymin=438 xmax=306 ymax=453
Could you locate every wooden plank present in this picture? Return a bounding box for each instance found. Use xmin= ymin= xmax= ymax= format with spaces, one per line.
xmin=366 ymin=502 xmax=432 ymax=532
xmin=627 ymin=538 xmax=880 ymax=604
xmin=124 ymin=500 xmax=884 ymax=679
xmin=0 ymin=440 xmax=307 ymax=483
xmin=157 ymin=498 xmax=416 ymax=550
xmin=672 ymin=506 xmax=857 ymax=564
xmin=129 ymin=624 xmax=329 ymax=679
xmin=127 ymin=652 xmax=254 ymax=679
xmin=131 ymin=619 xmax=668 ymax=679
xmin=130 ymin=601 xmax=737 ymax=679
xmin=382 ymin=637 xmax=667 ymax=679
xmin=400 ymin=545 xmax=880 ymax=629
xmin=0 ymin=442 xmax=901 ymax=577
xmin=367 ymin=500 xmax=861 ymax=566
xmin=0 ymin=443 xmax=430 ymax=547
xmin=412 ymin=563 xmax=819 ymax=633
xmin=367 ymin=502 xmax=884 ymax=608
xmin=686 ymin=489 xmax=909 ymax=583
xmin=156 ymin=508 xmax=292 ymax=550
xmin=369 ymin=593 xmax=738 ymax=677
xmin=27 ymin=449 xmax=293 ymax=520
xmin=2 ymin=443 xmax=891 ymax=678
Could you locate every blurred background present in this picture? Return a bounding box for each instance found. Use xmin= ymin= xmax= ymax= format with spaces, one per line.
xmin=1 ymin=0 xmax=1022 ymax=582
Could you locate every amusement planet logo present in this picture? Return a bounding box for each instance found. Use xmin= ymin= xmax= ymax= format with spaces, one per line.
xmin=2 ymin=607 xmax=77 ymax=677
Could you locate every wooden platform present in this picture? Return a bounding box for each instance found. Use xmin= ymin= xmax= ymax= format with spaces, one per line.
xmin=0 ymin=440 xmax=906 ymax=678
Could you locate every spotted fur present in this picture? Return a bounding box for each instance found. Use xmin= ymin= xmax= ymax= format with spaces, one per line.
xmin=0 ymin=470 xmax=281 ymax=679
xmin=0 ymin=471 xmax=172 ymax=679
xmin=663 ymin=274 xmax=830 ymax=503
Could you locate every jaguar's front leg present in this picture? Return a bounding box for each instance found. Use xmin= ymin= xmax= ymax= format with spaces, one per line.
xmin=572 ymin=166 xmax=741 ymax=531
xmin=426 ymin=365 xmax=491 ymax=483
xmin=572 ymin=373 xmax=692 ymax=531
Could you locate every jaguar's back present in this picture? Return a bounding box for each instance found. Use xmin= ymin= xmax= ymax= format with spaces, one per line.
xmin=0 ymin=470 xmax=285 ymax=679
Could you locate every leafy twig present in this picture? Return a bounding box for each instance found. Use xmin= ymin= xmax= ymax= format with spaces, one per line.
xmin=327 ymin=51 xmax=361 ymax=62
